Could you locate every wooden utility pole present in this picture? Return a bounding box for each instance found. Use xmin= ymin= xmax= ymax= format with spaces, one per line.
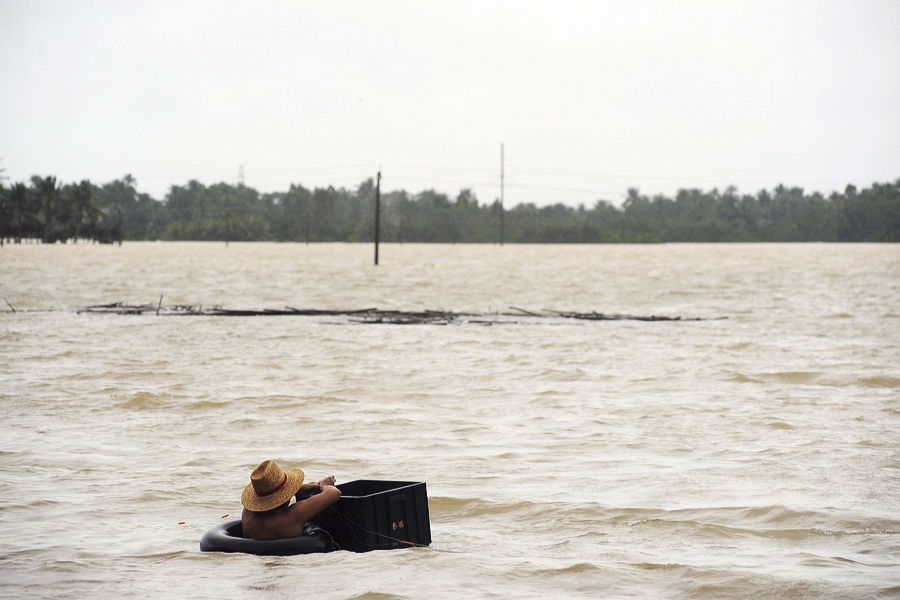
xmin=500 ymin=143 xmax=505 ymax=246
xmin=374 ymin=170 xmax=381 ymax=265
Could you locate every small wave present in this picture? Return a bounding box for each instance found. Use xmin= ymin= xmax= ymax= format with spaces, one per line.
xmin=727 ymin=372 xmax=760 ymax=383
xmin=797 ymin=553 xmax=870 ymax=568
xmin=448 ymin=424 xmax=494 ymax=436
xmin=224 ymin=394 xmax=359 ymax=409
xmin=878 ymin=455 xmax=900 ymax=470
xmin=752 ymin=526 xmax=897 ymax=540
xmin=428 ymin=496 xmax=538 ymax=520
xmin=632 ymin=561 xmax=685 ymax=571
xmin=231 ymin=394 xmax=307 ymax=407
xmin=223 ymin=416 xmax=264 ymax=428
xmin=346 ymin=593 xmax=411 ymax=600
xmin=179 ymin=457 xmax=218 ymax=468
xmin=186 ymin=398 xmax=234 ymax=410
xmin=735 ymin=505 xmax=900 ymax=537
xmin=631 ymin=562 xmax=826 ymax=600
xmin=537 ymin=367 xmax=588 ymax=381
xmin=124 ymin=550 xmax=191 ymax=562
xmin=742 ymin=504 xmax=821 ymax=525
xmin=611 ymin=505 xmax=900 ymax=540
xmin=535 ymin=561 xmax=604 ymax=576
xmin=726 ymin=341 xmax=754 ymax=351
xmin=117 ymin=392 xmax=174 ymax=409
xmin=761 ymin=371 xmax=824 ymax=384
xmin=735 ymin=371 xmax=900 ymax=389
xmin=860 ymin=375 xmax=900 ymax=389
xmin=133 ymin=490 xmax=179 ymax=503
xmin=117 ymin=392 xmax=238 ymax=410
xmin=492 ymin=451 xmax=520 ymax=460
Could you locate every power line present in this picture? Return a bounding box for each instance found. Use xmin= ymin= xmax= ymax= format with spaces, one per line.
xmin=126 ymin=158 xmax=862 ymax=206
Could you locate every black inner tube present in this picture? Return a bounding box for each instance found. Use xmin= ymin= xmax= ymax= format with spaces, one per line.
xmin=199 ymin=520 xmax=336 ymax=555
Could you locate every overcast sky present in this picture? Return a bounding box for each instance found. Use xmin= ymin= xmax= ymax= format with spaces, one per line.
xmin=3 ymin=0 xmax=899 ymax=207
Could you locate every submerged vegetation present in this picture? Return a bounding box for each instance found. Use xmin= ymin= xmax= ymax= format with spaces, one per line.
xmin=1 ymin=174 xmax=898 ymax=244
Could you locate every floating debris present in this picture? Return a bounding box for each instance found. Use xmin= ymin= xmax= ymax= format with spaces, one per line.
xmin=69 ymin=301 xmax=725 ymax=324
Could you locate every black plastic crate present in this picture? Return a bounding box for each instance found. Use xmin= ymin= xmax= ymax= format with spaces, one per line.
xmin=312 ymin=480 xmax=431 ymax=552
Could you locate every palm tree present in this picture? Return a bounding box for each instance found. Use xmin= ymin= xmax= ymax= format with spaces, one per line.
xmin=68 ymin=180 xmax=100 ymax=242
xmin=31 ymin=175 xmax=60 ymax=243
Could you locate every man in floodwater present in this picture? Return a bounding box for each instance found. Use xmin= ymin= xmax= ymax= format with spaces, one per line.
xmin=241 ymin=459 xmax=341 ymax=540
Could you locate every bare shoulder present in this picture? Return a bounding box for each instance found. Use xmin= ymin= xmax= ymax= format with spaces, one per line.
xmin=241 ymin=488 xmax=341 ymax=540
xmin=241 ymin=507 xmax=264 ymax=539
xmin=241 ymin=507 xmax=297 ymax=540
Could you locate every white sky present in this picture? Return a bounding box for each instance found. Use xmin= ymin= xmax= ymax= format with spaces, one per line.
xmin=2 ymin=0 xmax=899 ymax=207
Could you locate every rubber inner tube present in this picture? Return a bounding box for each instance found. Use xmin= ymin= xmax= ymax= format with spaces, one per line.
xmin=200 ymin=520 xmax=336 ymax=555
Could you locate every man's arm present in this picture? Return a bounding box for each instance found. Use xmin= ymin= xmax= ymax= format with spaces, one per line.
xmin=289 ymin=484 xmax=341 ymax=526
xmin=296 ymin=475 xmax=338 ymax=500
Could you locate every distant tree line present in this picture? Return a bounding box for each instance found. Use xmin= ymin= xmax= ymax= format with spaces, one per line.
xmin=1 ymin=173 xmax=898 ymax=244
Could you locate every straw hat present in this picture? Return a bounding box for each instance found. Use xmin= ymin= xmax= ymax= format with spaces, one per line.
xmin=241 ymin=460 xmax=305 ymax=512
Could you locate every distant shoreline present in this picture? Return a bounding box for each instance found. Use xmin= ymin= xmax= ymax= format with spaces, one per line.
xmin=3 ymin=177 xmax=899 ymax=244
